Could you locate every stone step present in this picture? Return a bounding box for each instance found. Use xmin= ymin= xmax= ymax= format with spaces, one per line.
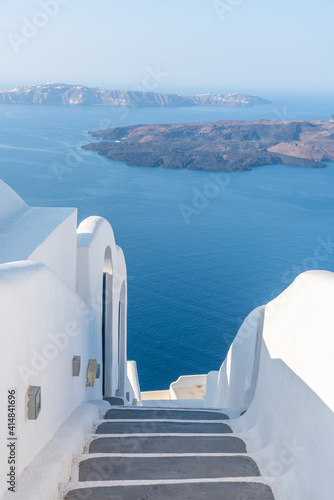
xmin=140 ymin=399 xmax=206 ymax=408
xmin=104 ymin=408 xmax=229 ymax=420
xmin=64 ymin=481 xmax=274 ymax=500
xmin=96 ymin=420 xmax=232 ymax=434
xmin=89 ymin=435 xmax=246 ymax=454
xmin=78 ymin=455 xmax=259 ymax=481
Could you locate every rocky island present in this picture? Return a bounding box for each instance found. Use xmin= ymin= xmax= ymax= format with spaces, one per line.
xmin=83 ymin=119 xmax=334 ymax=172
xmin=0 ymin=83 xmax=270 ymax=108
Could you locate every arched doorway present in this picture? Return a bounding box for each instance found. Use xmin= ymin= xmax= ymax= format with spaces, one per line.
xmin=102 ymin=247 xmax=113 ymax=397
xmin=117 ymin=282 xmax=127 ymax=398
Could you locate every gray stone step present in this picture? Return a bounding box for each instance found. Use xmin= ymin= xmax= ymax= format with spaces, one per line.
xmin=78 ymin=455 xmax=260 ymax=481
xmin=96 ymin=420 xmax=232 ymax=434
xmin=104 ymin=408 xmax=229 ymax=420
xmin=90 ymin=435 xmax=246 ymax=454
xmin=65 ymin=482 xmax=274 ymax=500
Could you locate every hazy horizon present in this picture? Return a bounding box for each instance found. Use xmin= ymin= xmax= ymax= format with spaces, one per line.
xmin=1 ymin=82 xmax=334 ymax=99
xmin=1 ymin=0 xmax=333 ymax=96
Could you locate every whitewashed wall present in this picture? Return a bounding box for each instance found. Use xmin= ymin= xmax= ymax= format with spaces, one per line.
xmin=29 ymin=210 xmax=78 ymax=291
xmin=206 ymin=306 xmax=264 ymax=413
xmin=0 ymin=261 xmax=100 ymax=497
xmin=77 ymin=216 xmax=127 ymax=398
xmin=0 ymin=180 xmax=27 ymax=224
xmin=0 ymin=180 xmax=129 ymax=497
xmin=232 ymin=271 xmax=334 ymax=500
xmin=0 ymin=178 xmax=78 ymax=292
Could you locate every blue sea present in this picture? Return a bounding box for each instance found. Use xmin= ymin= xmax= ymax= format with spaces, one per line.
xmin=1 ymin=92 xmax=334 ymax=390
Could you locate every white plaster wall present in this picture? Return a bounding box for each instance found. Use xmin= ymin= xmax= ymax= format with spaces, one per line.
xmin=0 ymin=204 xmax=78 ymax=292
xmin=0 ymin=183 xmax=129 ymax=498
xmin=29 ymin=210 xmax=78 ymax=291
xmin=205 ymin=306 xmax=264 ymax=412
xmin=77 ymin=217 xmax=127 ymax=398
xmin=0 ymin=261 xmax=101 ymax=498
xmin=170 ymin=374 xmax=207 ymax=400
xmin=0 ymin=180 xmax=27 ymax=224
xmin=127 ymin=360 xmax=142 ymax=405
xmin=233 ymin=271 xmax=334 ymax=500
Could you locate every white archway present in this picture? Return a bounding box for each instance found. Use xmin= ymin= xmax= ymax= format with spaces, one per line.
xmin=77 ymin=216 xmax=128 ymax=399
xmin=117 ymin=281 xmax=127 ymax=398
xmin=102 ymin=246 xmax=113 ymax=397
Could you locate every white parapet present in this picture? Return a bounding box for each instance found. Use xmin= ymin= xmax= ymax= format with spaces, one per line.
xmin=229 ymin=271 xmax=334 ymax=500
xmin=170 ymin=374 xmax=207 ymax=400
xmin=0 ymin=179 xmax=27 ymax=224
xmin=126 ymin=360 xmax=142 ymax=405
xmin=205 ymin=306 xmax=264 ymax=412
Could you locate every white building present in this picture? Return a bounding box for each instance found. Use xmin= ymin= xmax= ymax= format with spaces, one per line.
xmin=0 ymin=179 xmax=333 ymax=500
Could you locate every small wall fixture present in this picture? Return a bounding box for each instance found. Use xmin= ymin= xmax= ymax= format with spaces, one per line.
xmin=72 ymin=356 xmax=81 ymax=377
xmin=86 ymin=359 xmax=98 ymax=387
xmin=96 ymin=364 xmax=101 ymax=379
xmin=27 ymin=386 xmax=41 ymax=420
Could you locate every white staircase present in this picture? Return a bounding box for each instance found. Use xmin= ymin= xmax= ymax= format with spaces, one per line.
xmin=60 ymin=405 xmax=274 ymax=500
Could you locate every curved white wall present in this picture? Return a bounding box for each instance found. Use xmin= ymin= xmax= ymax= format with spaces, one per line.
xmin=233 ymin=271 xmax=334 ymax=500
xmin=206 ymin=306 xmax=264 ymax=413
xmin=0 ymin=180 xmax=27 ymax=224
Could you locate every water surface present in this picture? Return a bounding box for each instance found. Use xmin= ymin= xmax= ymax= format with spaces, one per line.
xmin=0 ymin=96 xmax=333 ymax=390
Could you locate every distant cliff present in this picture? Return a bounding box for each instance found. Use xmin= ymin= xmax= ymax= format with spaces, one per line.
xmin=0 ymin=84 xmax=271 ymax=108
xmin=83 ymin=119 xmax=334 ymax=172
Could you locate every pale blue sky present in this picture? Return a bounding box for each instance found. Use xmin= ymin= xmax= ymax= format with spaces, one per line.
xmin=1 ymin=0 xmax=333 ymax=94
